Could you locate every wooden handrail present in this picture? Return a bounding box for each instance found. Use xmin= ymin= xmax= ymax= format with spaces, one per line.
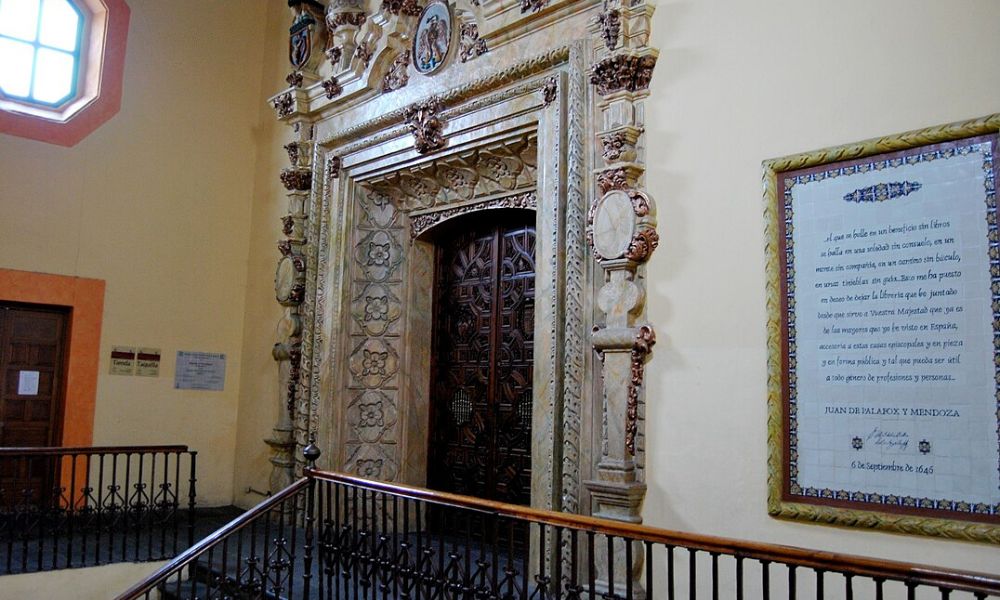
xmin=309 ymin=469 xmax=1000 ymax=596
xmin=114 ymin=477 xmax=310 ymax=600
xmin=0 ymin=445 xmax=191 ymax=457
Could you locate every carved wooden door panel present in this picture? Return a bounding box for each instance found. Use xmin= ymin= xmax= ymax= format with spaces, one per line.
xmin=429 ymin=214 xmax=535 ymax=505
xmin=0 ymin=304 xmax=69 ymax=506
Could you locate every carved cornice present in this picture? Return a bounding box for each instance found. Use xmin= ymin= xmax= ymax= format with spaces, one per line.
xmin=626 ymin=325 xmax=655 ymax=456
xmin=382 ymin=50 xmax=411 ymax=93
xmin=410 ymin=191 xmax=537 ymax=238
xmin=322 ymin=77 xmax=343 ymax=99
xmin=597 ymin=8 xmax=621 ymax=51
xmin=589 ymin=52 xmax=657 ymax=96
xmin=320 ymin=45 xmax=570 ymax=148
xmin=403 ymin=98 xmax=447 ymax=155
xmin=281 ymin=168 xmax=313 ymax=191
xmin=459 ymin=23 xmax=488 ymax=63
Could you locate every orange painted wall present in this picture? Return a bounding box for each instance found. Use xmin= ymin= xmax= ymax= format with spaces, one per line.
xmin=0 ymin=268 xmax=105 ymax=448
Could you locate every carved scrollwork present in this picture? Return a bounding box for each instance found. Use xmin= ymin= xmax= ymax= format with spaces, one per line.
xmin=597 ymin=167 xmax=630 ymax=194
xmin=354 ymin=42 xmax=373 ymax=67
xmin=540 ymin=76 xmax=558 ymax=107
xmin=322 ymin=77 xmax=343 ymax=99
xmin=409 ymin=191 xmax=538 ymax=238
xmin=383 ymin=50 xmax=411 ymax=93
xmin=272 ymin=92 xmax=295 ymax=119
xmin=626 ymin=325 xmax=656 ymax=455
xmin=326 ymin=11 xmax=367 ymax=29
xmin=404 ymin=98 xmax=447 ymax=154
xmin=280 ymin=168 xmax=313 ymax=191
xmin=597 ymin=8 xmax=621 ymax=51
xmin=589 ymin=53 xmax=657 ymax=96
xmin=624 ymin=227 xmax=659 ymax=262
xmin=284 ymin=142 xmax=301 ymax=167
xmin=281 ymin=216 xmax=296 ymax=236
xmin=326 ymin=46 xmax=343 ymax=65
xmin=520 ymin=0 xmax=547 ymax=14
xmin=381 ymin=0 xmax=422 ymax=16
xmin=600 ymin=128 xmax=641 ymax=164
xmin=459 ymin=23 xmax=488 ymax=63
xmin=327 ymin=156 xmax=342 ymax=181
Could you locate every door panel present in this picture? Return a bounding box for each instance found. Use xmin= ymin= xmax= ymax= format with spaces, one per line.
xmin=428 ymin=214 xmax=535 ymax=505
xmin=0 ymin=304 xmax=69 ymax=506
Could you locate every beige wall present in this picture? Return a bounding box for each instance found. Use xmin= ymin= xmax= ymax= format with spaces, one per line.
xmin=644 ymin=0 xmax=999 ymax=572
xmin=231 ymin=0 xmax=296 ymax=509
xmin=0 ymin=0 xmax=270 ymax=506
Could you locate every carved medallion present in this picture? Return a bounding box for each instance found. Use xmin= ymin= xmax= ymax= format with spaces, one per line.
xmin=412 ymin=0 xmax=453 ymax=75
xmin=590 ymin=189 xmax=636 ymax=260
xmin=275 ymin=256 xmax=304 ymax=305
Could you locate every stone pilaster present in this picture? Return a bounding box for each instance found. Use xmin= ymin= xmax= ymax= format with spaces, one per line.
xmin=585 ymin=0 xmax=659 ymax=594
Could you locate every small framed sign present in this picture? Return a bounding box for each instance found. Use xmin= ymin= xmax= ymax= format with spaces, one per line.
xmin=764 ymin=114 xmax=1000 ymax=543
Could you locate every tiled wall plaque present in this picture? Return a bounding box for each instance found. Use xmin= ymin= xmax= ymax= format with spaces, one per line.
xmin=764 ymin=115 xmax=1000 ymax=543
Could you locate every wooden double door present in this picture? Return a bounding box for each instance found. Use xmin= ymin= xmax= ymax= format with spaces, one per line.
xmin=428 ymin=213 xmax=535 ymax=506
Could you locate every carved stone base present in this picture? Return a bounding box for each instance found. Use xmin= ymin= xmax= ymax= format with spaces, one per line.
xmin=265 ymin=428 xmax=298 ymax=495
xmin=585 ymin=476 xmax=645 ymax=523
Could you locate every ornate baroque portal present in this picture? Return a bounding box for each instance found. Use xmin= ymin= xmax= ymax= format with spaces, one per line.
xmin=268 ymin=0 xmax=661 ymax=547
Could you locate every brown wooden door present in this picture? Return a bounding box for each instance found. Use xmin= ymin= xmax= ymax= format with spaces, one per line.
xmin=428 ymin=213 xmax=535 ymax=505
xmin=0 ymin=304 xmax=69 ymax=504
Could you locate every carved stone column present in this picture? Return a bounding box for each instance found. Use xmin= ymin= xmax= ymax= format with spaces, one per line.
xmin=584 ymin=0 xmax=659 ymax=593
xmin=266 ymin=5 xmax=325 ymax=494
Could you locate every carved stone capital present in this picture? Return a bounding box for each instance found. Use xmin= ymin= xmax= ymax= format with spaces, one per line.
xmin=596 ymin=164 xmax=643 ymax=195
xmin=280 ymin=168 xmax=313 ymax=191
xmin=404 ymin=98 xmax=447 ymax=154
xmin=600 ymin=126 xmax=641 ymax=164
xmin=590 ymin=52 xmax=657 ymax=96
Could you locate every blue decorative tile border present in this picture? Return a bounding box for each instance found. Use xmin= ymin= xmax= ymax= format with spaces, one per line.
xmin=782 ymin=141 xmax=1000 ymax=518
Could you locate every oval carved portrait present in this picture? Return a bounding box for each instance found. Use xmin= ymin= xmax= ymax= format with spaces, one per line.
xmin=412 ymin=0 xmax=453 ymax=75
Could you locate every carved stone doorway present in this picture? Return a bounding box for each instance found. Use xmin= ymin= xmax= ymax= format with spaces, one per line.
xmin=427 ymin=211 xmax=535 ymax=505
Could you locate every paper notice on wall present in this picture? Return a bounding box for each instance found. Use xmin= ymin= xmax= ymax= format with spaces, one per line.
xmin=17 ymin=371 xmax=39 ymax=396
xmin=136 ymin=348 xmax=161 ymax=377
xmin=174 ymin=351 xmax=226 ymax=391
xmin=110 ymin=346 xmax=136 ymax=376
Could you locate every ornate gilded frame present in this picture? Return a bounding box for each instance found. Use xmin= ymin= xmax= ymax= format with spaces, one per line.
xmin=763 ymin=113 xmax=1000 ymax=544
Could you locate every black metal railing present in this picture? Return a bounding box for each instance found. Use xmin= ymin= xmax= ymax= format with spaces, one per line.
xmin=117 ymin=453 xmax=1000 ymax=600
xmin=0 ymin=445 xmax=197 ymax=574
